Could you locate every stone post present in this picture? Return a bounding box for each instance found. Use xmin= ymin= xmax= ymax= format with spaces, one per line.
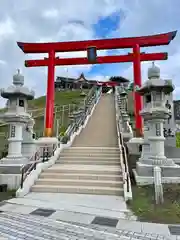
xmin=154 ymin=166 xmax=164 ymax=204
xmin=139 ymin=120 xmax=150 ymax=162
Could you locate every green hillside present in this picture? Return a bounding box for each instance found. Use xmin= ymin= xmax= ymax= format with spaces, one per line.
xmin=0 ymin=90 xmax=88 ymax=156
xmin=29 ymin=90 xmax=87 ymax=109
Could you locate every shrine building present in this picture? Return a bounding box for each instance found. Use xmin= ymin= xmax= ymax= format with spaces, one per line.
xmin=54 ymin=73 xmax=129 ymax=91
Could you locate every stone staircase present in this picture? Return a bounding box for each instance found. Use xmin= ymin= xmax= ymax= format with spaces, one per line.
xmin=31 ymin=94 xmax=124 ymax=196
xmin=31 ymin=147 xmax=123 ymax=195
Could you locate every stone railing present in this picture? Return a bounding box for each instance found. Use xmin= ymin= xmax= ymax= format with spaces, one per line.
xmin=115 ymin=87 xmax=132 ymax=201
xmin=116 ymin=88 xmax=133 ymax=141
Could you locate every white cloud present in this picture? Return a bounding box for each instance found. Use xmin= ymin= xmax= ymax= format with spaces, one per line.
xmin=0 ymin=0 xmax=179 ymax=108
xmin=0 ymin=60 xmax=6 ymax=65
xmin=0 ymin=17 xmax=15 ymax=40
xmin=42 ymin=9 xmax=59 ymax=19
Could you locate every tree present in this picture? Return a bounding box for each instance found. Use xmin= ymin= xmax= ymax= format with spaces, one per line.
xmin=128 ymin=82 xmax=134 ymax=91
xmin=109 ymin=76 xmax=129 ymax=83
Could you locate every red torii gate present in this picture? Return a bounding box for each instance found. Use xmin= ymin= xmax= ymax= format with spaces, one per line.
xmin=17 ymin=31 xmax=177 ymax=137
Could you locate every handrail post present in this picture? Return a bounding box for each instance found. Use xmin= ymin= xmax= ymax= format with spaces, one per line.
xmin=20 ymin=168 xmax=24 ymax=189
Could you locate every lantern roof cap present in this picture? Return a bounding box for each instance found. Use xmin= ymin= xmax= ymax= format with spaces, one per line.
xmin=148 ymin=62 xmax=160 ymax=79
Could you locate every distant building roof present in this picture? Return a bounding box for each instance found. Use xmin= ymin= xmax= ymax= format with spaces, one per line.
xmin=56 ymin=73 xmax=96 ymax=83
xmin=56 ymin=73 xmax=130 ymax=84
xmin=56 ymin=76 xmax=76 ymax=83
xmin=76 ymin=73 xmax=87 ymax=82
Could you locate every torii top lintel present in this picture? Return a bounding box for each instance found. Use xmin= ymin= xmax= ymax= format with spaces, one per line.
xmin=17 ymin=31 xmax=177 ymax=54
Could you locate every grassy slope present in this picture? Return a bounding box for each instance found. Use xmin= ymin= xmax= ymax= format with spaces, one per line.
xmin=28 ymin=90 xmax=86 ymax=109
xmin=0 ymin=90 xmax=88 ymax=153
xmin=128 ymin=184 xmax=180 ymax=224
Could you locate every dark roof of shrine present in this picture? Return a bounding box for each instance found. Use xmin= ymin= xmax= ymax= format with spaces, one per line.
xmin=56 ymin=73 xmax=96 ymax=83
xmin=56 ymin=73 xmax=129 ymax=84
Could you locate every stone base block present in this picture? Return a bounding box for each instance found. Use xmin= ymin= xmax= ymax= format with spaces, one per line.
xmin=122 ymin=132 xmax=133 ymax=142
xmin=0 ymin=174 xmax=21 ymax=189
xmin=36 ymin=137 xmax=58 ymax=146
xmin=136 ymin=161 xmax=180 ymax=177
xmin=22 ymin=141 xmax=36 ymax=158
xmin=0 ymin=165 xmax=22 ymax=174
xmin=36 ymin=137 xmax=58 ymax=157
xmin=126 ymin=137 xmax=143 ymax=155
xmin=0 ymin=156 xmax=29 ymax=165
xmin=133 ymin=169 xmax=180 ymax=185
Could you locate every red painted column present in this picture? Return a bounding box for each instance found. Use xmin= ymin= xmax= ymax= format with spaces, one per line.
xmin=133 ymin=44 xmax=143 ymax=137
xmin=44 ymin=49 xmax=55 ymax=137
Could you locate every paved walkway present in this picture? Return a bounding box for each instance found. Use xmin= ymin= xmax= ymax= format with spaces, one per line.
xmin=73 ymin=94 xmax=118 ymax=147
xmin=0 ymin=205 xmax=174 ymax=239
xmin=0 ymin=193 xmax=177 ymax=239
xmin=0 ymin=211 xmax=172 ymax=240
xmin=6 ymin=193 xmax=132 ymax=219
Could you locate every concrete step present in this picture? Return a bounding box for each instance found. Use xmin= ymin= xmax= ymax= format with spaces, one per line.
xmin=36 ymin=178 xmax=123 ymax=188
xmin=63 ymin=147 xmax=119 ymax=153
xmin=45 ymin=166 xmax=121 ymax=175
xmin=31 ymin=185 xmax=123 ymax=196
xmin=40 ymin=172 xmax=123 ymax=181
xmin=58 ymin=156 xmax=120 ymax=160
xmin=56 ymin=160 xmax=120 ymax=166
xmin=60 ymin=152 xmax=120 ymax=157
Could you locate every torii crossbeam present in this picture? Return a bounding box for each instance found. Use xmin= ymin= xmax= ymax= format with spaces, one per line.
xmin=17 ymin=30 xmax=177 ymax=137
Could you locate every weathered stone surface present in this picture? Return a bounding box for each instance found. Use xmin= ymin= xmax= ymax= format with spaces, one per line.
xmin=0 ymin=211 xmax=170 ymax=239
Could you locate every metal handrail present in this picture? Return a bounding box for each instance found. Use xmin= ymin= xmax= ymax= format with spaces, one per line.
xmin=20 ymin=149 xmax=41 ymax=189
xmin=115 ymin=88 xmax=131 ymax=194
xmin=118 ymin=123 xmax=130 ymax=193
xmin=20 ymin=144 xmax=57 ymax=189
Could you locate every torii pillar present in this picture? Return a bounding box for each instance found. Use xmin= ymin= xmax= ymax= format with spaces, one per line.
xmin=133 ymin=44 xmax=143 ymax=137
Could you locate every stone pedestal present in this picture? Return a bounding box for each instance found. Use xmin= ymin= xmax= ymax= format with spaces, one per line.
xmin=135 ymin=162 xmax=180 ymax=177
xmin=36 ymin=137 xmax=58 ymax=158
xmin=22 ymin=141 xmax=36 ymax=158
xmin=0 ymin=120 xmax=29 ymax=165
xmin=22 ymin=118 xmax=36 ymax=158
xmin=127 ymin=137 xmax=144 ymax=155
xmin=138 ymin=141 xmax=150 ymax=161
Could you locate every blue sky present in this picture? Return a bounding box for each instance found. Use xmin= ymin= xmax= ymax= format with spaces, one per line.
xmin=88 ymin=11 xmax=131 ymax=80
xmin=0 ymin=0 xmax=180 ymax=107
xmin=93 ymin=12 xmax=120 ymax=38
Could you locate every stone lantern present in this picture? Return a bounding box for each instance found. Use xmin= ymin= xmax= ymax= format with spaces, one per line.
xmin=134 ymin=62 xmax=180 ymax=184
xmin=0 ymin=70 xmax=35 ymax=165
